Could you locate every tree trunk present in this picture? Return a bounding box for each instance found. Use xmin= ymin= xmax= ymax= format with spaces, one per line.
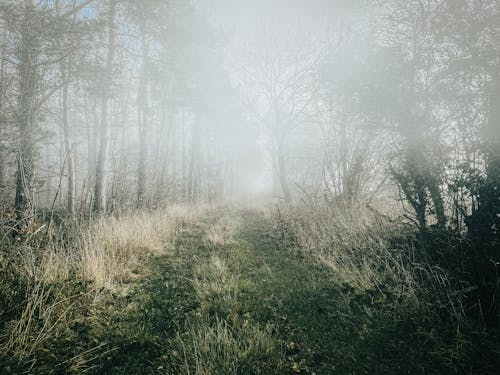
xmin=137 ymin=108 xmax=147 ymax=208
xmin=181 ymin=111 xmax=188 ymax=201
xmin=277 ymin=142 xmax=291 ymax=203
xmin=93 ymin=87 xmax=110 ymax=214
xmin=14 ymin=0 xmax=38 ymax=234
xmin=188 ymin=116 xmax=202 ymax=203
xmin=427 ymin=177 xmax=446 ymax=229
xmin=93 ymin=0 xmax=116 ymax=215
xmin=0 ymin=144 xmax=5 ymax=192
xmin=397 ymin=145 xmax=429 ymax=234
xmin=0 ymin=24 xmax=7 ymax=193
xmin=61 ymin=66 xmax=75 ymax=215
xmin=137 ymin=34 xmax=148 ymax=208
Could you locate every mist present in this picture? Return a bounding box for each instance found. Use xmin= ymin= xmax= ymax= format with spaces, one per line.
xmin=1 ymin=0 xmax=499 ymax=373
xmin=0 ymin=0 xmax=382 ymax=209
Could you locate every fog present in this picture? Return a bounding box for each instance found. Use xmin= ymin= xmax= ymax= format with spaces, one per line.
xmin=0 ymin=0 xmax=498 ymax=225
xmin=1 ymin=1 xmax=500 ymax=371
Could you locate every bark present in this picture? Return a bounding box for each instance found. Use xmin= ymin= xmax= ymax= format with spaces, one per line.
xmin=92 ymin=84 xmax=110 ymax=214
xmin=14 ymin=0 xmax=38 ymax=234
xmin=188 ymin=117 xmax=202 ymax=202
xmin=137 ymin=34 xmax=148 ymax=208
xmin=155 ymin=102 xmax=173 ymax=204
xmin=87 ymin=95 xmax=98 ymax=183
xmin=61 ymin=66 xmax=75 ymax=215
xmin=427 ymin=177 xmax=446 ymax=229
xmin=93 ymin=0 xmax=116 ymax=215
xmin=0 ymin=24 xmax=7 ymax=191
xmin=277 ymin=141 xmax=291 ymax=203
xmin=0 ymin=145 xmax=5 ymax=191
xmin=182 ymin=111 xmax=187 ymax=200
xmin=55 ymin=0 xmax=75 ymax=215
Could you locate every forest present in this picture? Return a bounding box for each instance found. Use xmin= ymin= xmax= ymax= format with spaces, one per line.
xmin=0 ymin=0 xmax=499 ymax=373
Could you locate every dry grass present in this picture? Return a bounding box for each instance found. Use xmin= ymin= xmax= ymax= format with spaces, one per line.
xmin=205 ymin=213 xmax=241 ymax=247
xmin=267 ymin=199 xmax=466 ymax=321
xmin=2 ymin=278 xmax=97 ymax=361
xmin=266 ymin=201 xmax=402 ymax=289
xmin=193 ymin=255 xmax=239 ymax=301
xmin=1 ymin=205 xmax=200 ymax=369
xmin=13 ymin=244 xmax=75 ymax=284
xmin=264 ymin=199 xmax=474 ymax=371
xmin=1 ymin=203 xmax=481 ymax=373
xmin=80 ymin=205 xmax=196 ymax=288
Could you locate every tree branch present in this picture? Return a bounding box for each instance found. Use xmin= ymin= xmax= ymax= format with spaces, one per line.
xmin=62 ymin=0 xmax=96 ymax=18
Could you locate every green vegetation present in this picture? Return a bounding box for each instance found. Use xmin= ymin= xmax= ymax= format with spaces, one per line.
xmin=1 ymin=206 xmax=499 ymax=374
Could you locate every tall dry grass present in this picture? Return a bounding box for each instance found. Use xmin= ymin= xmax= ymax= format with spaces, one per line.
xmin=205 ymin=213 xmax=242 ymax=247
xmin=265 ymin=199 xmax=471 ymax=369
xmin=1 ymin=205 xmax=199 ymax=368
xmin=80 ymin=205 xmax=196 ymax=288
xmin=266 ymin=201 xmax=402 ymax=288
xmin=268 ymin=200 xmax=430 ymax=292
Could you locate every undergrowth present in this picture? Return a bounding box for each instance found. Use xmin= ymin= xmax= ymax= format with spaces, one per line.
xmin=264 ymin=200 xmax=499 ymax=373
xmin=0 ymin=206 xmax=196 ymax=373
xmin=1 ymin=203 xmax=498 ymax=374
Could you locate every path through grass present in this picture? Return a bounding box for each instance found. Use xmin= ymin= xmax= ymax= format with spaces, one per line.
xmin=81 ymin=208 xmax=351 ymax=374
xmin=2 ymin=208 xmax=473 ymax=374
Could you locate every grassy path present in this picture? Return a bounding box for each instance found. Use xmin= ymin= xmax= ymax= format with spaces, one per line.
xmin=0 ymin=207 xmax=434 ymax=375
xmin=3 ymin=207 xmax=498 ymax=374
xmin=2 ymin=208 xmax=441 ymax=374
xmin=84 ymin=208 xmax=359 ymax=374
xmin=3 ymin=207 xmax=496 ymax=374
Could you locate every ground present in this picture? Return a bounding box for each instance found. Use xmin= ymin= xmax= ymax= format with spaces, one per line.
xmin=86 ymin=209 xmax=349 ymax=374
xmin=1 ymin=207 xmax=493 ymax=374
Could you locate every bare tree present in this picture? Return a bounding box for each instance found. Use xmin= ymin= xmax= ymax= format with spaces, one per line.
xmin=93 ymin=0 xmax=117 ymax=215
xmin=237 ymin=28 xmax=323 ymax=202
xmin=14 ymin=0 xmax=40 ymax=233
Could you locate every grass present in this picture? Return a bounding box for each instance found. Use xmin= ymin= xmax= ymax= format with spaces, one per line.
xmin=0 ymin=206 xmax=197 ymax=373
xmin=80 ymin=206 xmax=195 ymax=288
xmin=263 ymin=201 xmax=499 ymax=374
xmin=0 ymin=203 xmax=498 ymax=374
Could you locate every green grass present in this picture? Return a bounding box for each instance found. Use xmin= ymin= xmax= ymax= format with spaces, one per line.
xmin=1 ymin=206 xmax=498 ymax=374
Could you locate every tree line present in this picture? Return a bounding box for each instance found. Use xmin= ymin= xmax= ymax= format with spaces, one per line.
xmin=0 ymin=0 xmax=244 ymax=228
xmin=0 ymin=0 xmax=498 ymax=322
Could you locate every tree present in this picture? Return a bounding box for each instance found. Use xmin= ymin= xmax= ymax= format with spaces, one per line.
xmin=358 ymin=0 xmax=449 ymax=233
xmin=237 ymin=28 xmax=323 ymax=202
xmin=13 ymin=0 xmax=40 ymax=234
xmin=0 ymin=16 xmax=13 ymax=198
xmin=0 ymin=0 xmax=96 ymax=230
xmin=54 ymin=0 xmax=89 ymax=215
xmin=318 ymin=27 xmax=388 ymax=204
xmin=437 ymin=0 xmax=500 ymax=326
xmin=93 ymin=0 xmax=117 ymax=215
